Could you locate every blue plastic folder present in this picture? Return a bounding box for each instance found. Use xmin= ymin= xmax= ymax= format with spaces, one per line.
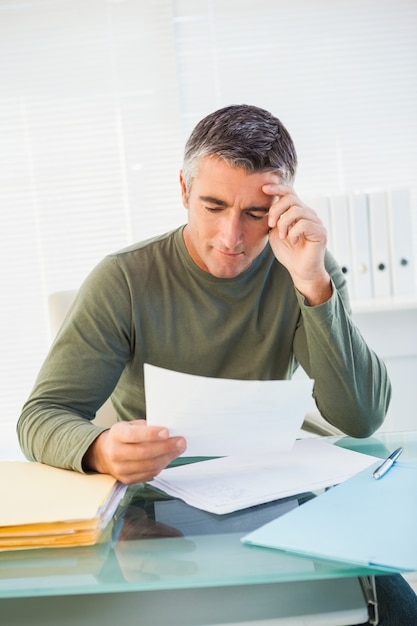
xmin=242 ymin=460 xmax=417 ymax=572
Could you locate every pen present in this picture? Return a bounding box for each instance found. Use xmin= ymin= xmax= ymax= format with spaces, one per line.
xmin=373 ymin=447 xmax=403 ymax=480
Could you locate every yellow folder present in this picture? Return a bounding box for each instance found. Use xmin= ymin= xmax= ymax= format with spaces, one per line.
xmin=0 ymin=461 xmax=126 ymax=551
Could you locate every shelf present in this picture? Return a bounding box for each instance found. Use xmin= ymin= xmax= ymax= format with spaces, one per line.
xmin=351 ymin=297 xmax=417 ymax=314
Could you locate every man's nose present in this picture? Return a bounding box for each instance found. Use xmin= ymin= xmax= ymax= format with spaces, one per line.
xmin=220 ymin=214 xmax=243 ymax=249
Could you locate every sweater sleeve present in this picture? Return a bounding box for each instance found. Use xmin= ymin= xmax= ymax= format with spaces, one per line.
xmin=17 ymin=256 xmax=133 ymax=472
xmin=293 ymin=252 xmax=391 ymax=437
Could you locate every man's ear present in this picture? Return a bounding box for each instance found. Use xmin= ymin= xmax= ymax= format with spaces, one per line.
xmin=179 ymin=170 xmax=188 ymax=208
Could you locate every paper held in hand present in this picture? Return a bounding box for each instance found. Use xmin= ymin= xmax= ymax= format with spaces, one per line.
xmin=144 ymin=365 xmax=378 ymax=514
xmin=144 ymin=363 xmax=315 ymax=456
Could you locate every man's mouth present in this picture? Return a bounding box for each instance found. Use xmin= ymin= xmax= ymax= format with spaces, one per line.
xmin=215 ymin=248 xmax=244 ymax=258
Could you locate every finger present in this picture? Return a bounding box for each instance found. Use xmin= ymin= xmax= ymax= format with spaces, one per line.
xmin=270 ymin=199 xmax=322 ymax=237
xmin=107 ymin=431 xmax=186 ymax=463
xmin=277 ymin=205 xmax=308 ymax=239
xmin=110 ymin=420 xmax=171 ymax=444
xmin=266 ymin=193 xmax=301 ymax=229
xmin=275 ymin=216 xmax=326 ymax=246
xmin=105 ymin=452 xmax=177 ymax=484
xmin=262 ymin=182 xmax=292 ymax=197
xmin=110 ymin=445 xmax=185 ymax=484
xmin=268 ymin=204 xmax=301 ymax=239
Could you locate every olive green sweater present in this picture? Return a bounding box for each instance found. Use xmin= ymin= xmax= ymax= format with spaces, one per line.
xmin=18 ymin=227 xmax=390 ymax=471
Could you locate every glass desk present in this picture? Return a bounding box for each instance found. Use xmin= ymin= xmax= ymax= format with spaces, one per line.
xmin=1 ymin=431 xmax=415 ymax=626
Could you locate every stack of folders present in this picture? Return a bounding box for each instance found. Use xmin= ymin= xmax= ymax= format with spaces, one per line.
xmin=0 ymin=461 xmax=127 ymax=551
xmin=309 ymin=188 xmax=416 ymax=302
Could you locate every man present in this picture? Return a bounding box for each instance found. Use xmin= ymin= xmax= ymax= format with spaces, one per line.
xmin=17 ymin=104 xmax=417 ymax=624
xmin=18 ymin=104 xmax=390 ymax=481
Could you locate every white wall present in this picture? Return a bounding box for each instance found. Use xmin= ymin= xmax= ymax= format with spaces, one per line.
xmin=352 ymin=308 xmax=417 ymax=432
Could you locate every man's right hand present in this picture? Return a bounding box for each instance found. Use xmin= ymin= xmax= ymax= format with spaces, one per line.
xmin=82 ymin=420 xmax=186 ymax=484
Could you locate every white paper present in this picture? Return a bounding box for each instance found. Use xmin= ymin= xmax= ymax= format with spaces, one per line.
xmin=149 ymin=439 xmax=379 ymax=514
xmin=144 ymin=364 xmax=315 ymax=456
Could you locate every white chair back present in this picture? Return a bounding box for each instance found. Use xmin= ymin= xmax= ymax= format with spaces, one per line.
xmin=48 ymin=290 xmax=117 ymax=428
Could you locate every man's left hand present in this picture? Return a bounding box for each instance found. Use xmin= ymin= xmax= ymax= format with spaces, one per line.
xmin=263 ymin=182 xmax=332 ymax=306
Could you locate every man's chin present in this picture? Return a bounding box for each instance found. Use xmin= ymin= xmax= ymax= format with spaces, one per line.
xmin=207 ymin=261 xmax=251 ymax=279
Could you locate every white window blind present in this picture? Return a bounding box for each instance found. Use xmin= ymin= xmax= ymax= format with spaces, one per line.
xmin=173 ymin=0 xmax=417 ymax=198
xmin=0 ymin=0 xmax=185 ymax=424
xmin=1 ymin=0 xmax=416 ymax=428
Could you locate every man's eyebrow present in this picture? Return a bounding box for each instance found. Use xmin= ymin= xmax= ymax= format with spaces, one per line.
xmin=199 ymin=195 xmax=228 ymax=207
xmin=199 ymin=195 xmax=270 ymax=213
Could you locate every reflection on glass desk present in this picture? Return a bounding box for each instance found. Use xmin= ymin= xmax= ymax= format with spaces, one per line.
xmin=1 ymin=431 xmax=416 ymax=625
xmin=0 ymin=490 xmax=378 ymax=597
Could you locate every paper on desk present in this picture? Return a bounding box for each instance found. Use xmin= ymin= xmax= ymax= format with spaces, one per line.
xmin=144 ymin=364 xmax=315 ymax=456
xmin=149 ymin=438 xmax=379 ymax=514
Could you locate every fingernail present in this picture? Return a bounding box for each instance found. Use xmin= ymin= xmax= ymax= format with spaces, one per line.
xmin=157 ymin=428 xmax=169 ymax=439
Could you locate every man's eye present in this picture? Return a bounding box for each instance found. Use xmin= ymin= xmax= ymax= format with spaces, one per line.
xmin=247 ymin=212 xmax=267 ymax=221
xmin=205 ymin=206 xmax=222 ymax=213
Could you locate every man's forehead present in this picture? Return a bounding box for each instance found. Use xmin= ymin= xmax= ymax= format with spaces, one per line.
xmin=196 ymin=157 xmax=281 ymax=183
xmin=258 ymin=169 xmax=282 ymax=184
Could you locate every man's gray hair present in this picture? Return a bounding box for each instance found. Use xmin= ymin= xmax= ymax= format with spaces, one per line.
xmin=182 ymin=104 xmax=297 ymax=194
